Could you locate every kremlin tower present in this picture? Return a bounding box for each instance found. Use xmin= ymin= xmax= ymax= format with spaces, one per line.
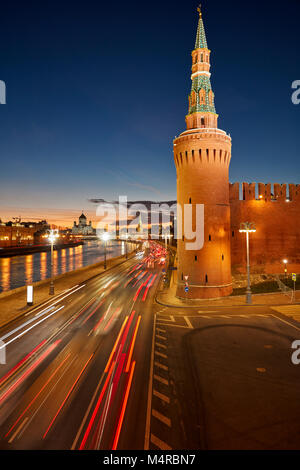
xmin=174 ymin=5 xmax=232 ymax=299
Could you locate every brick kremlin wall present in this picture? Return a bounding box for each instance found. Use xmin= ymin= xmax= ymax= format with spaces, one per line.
xmin=229 ymin=182 xmax=300 ymax=274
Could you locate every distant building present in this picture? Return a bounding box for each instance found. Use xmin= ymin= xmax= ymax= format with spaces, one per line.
xmin=0 ymin=219 xmax=50 ymax=247
xmin=72 ymin=213 xmax=95 ymax=236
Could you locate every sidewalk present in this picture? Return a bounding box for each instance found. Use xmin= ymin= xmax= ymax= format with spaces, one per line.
xmin=156 ymin=267 xmax=299 ymax=308
xmin=0 ymin=252 xmax=134 ymax=329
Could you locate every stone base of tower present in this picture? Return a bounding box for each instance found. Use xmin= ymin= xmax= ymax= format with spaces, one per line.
xmin=176 ymin=283 xmax=232 ymax=300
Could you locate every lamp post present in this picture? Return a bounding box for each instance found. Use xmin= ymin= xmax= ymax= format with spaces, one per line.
xmin=239 ymin=222 xmax=256 ymax=304
xmin=283 ymin=259 xmax=288 ymax=278
xmin=124 ymin=233 xmax=128 ymax=260
xmin=102 ymin=231 xmax=109 ymax=269
xmin=48 ymin=229 xmax=59 ymax=295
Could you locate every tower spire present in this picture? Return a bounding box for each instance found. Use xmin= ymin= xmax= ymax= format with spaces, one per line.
xmin=186 ymin=4 xmax=217 ymax=130
xmin=197 ymin=3 xmax=202 ymax=18
xmin=195 ymin=4 xmax=207 ymax=50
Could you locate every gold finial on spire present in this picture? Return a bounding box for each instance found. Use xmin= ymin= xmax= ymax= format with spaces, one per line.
xmin=197 ymin=3 xmax=202 ymax=18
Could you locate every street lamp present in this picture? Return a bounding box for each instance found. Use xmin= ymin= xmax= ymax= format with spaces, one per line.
xmin=123 ymin=233 xmax=129 ymax=260
xmin=102 ymin=231 xmax=109 ymax=269
xmin=48 ymin=229 xmax=59 ymax=295
xmin=283 ymin=259 xmax=288 ymax=278
xmin=239 ymin=222 xmax=256 ymax=304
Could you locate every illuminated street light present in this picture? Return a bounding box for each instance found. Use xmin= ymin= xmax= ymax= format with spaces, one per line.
xmin=283 ymin=259 xmax=288 ymax=277
xmin=47 ymin=229 xmax=59 ymax=295
xmin=102 ymin=231 xmax=109 ymax=269
xmin=239 ymin=222 xmax=256 ymax=304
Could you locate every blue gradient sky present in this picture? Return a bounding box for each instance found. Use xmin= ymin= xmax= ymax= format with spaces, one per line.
xmin=0 ymin=0 xmax=299 ymax=224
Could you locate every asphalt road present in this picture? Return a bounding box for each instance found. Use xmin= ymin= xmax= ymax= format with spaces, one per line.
xmin=0 ymin=243 xmax=165 ymax=450
xmin=1 ymin=246 xmax=300 ymax=451
xmin=148 ymin=304 xmax=300 ymax=450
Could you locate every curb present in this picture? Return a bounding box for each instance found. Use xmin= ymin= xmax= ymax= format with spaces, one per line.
xmin=155 ymin=291 xmax=300 ymax=309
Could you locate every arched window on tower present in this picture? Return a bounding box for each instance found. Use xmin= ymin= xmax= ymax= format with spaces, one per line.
xmin=201 ymin=53 xmax=203 ymax=62
xmin=191 ymin=91 xmax=196 ymax=106
xmin=208 ymin=90 xmax=213 ymax=106
xmin=201 ymin=117 xmax=205 ymax=127
xmin=199 ymin=89 xmax=205 ymax=105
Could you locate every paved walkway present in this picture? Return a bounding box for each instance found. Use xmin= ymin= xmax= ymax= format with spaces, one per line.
xmin=156 ymin=267 xmax=299 ymax=308
xmin=0 ymin=253 xmax=134 ymax=328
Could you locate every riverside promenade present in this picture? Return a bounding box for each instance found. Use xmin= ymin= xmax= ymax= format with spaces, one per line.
xmin=0 ymin=251 xmax=135 ymax=328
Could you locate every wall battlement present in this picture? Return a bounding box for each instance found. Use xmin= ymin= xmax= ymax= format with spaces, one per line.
xmin=229 ymin=182 xmax=300 ymax=202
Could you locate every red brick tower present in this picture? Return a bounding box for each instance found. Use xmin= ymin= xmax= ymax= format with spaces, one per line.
xmin=174 ymin=5 xmax=232 ymax=299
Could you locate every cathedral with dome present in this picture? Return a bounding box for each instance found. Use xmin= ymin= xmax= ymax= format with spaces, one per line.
xmin=72 ymin=212 xmax=95 ymax=236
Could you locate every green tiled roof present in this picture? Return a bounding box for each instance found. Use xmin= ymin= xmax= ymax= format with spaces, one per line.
xmin=188 ymin=74 xmax=216 ymax=114
xmin=195 ymin=17 xmax=208 ymax=50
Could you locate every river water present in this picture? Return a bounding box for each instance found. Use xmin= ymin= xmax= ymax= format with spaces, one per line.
xmin=0 ymin=240 xmax=130 ymax=293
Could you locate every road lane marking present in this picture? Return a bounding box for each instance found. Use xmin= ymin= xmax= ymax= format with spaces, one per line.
xmin=156 ymin=342 xmax=167 ymax=349
xmin=144 ymin=314 xmax=157 ymax=450
xmin=157 ymin=323 xmax=189 ymax=329
xmin=155 ymin=350 xmax=167 ymax=359
xmin=270 ymin=314 xmax=300 ymax=332
xmin=0 ymin=306 xmax=65 ymax=350
xmin=154 ymin=374 xmax=169 ymax=386
xmin=43 ymin=353 xmax=94 ymax=440
xmin=152 ymin=409 xmax=171 ymax=427
xmin=125 ymin=316 xmax=141 ymax=373
xmin=153 ymin=389 xmax=170 ymax=404
xmin=156 ymin=334 xmax=167 ymax=341
xmin=16 ymin=355 xmax=76 ymax=440
xmin=154 ymin=361 xmax=168 ymax=371
xmin=184 ymin=316 xmax=193 ymax=329
xmin=150 ymin=433 xmax=172 ymax=450
xmin=156 ymin=315 xmax=175 ymax=322
xmin=8 ymin=417 xmax=29 ymax=444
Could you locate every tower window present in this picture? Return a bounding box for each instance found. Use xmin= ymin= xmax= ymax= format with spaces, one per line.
xmin=201 ymin=53 xmax=203 ymax=62
xmin=232 ymin=231 xmax=235 ymax=237
xmin=189 ymin=197 xmax=192 ymax=204
xmin=222 ymin=254 xmax=224 ymax=261
xmin=181 ymin=273 xmax=183 ymax=281
xmin=201 ymin=117 xmax=205 ymax=127
xmin=195 ymin=255 xmax=197 ymax=261
xmin=208 ymin=234 xmax=211 ymax=241
xmin=205 ymin=274 xmax=208 ymax=283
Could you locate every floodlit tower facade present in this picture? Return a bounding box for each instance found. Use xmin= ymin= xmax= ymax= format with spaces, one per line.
xmin=174 ymin=6 xmax=232 ymax=299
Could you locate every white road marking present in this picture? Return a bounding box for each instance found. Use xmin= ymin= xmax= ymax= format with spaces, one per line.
xmin=153 ymin=389 xmax=170 ymax=404
xmin=154 ymin=374 xmax=169 ymax=386
xmin=150 ymin=433 xmax=172 ymax=450
xmin=152 ymin=409 xmax=171 ymax=427
xmin=155 ymin=350 xmax=167 ymax=359
xmin=184 ymin=316 xmax=193 ymax=329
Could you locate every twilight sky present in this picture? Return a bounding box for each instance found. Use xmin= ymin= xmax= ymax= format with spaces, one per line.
xmin=0 ymin=0 xmax=299 ymax=226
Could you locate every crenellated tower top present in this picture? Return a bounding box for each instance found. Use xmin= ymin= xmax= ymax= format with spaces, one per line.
xmin=186 ymin=5 xmax=218 ymax=130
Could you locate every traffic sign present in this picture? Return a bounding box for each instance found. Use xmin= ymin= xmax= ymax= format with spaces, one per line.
xmin=185 ymin=286 xmax=189 ymax=293
xmin=292 ymin=273 xmax=297 ymax=282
